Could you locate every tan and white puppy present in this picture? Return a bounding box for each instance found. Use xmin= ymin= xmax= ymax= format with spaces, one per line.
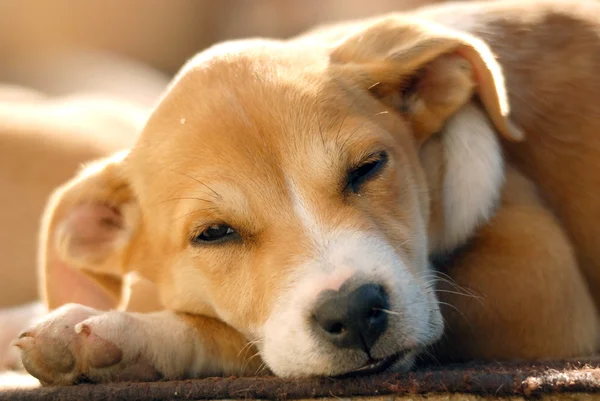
xmin=14 ymin=0 xmax=600 ymax=385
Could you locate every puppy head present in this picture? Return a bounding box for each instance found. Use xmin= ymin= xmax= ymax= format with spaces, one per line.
xmin=42 ymin=18 xmax=520 ymax=377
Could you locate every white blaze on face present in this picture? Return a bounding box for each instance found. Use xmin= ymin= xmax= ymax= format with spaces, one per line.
xmin=288 ymin=177 xmax=327 ymax=247
xmin=259 ymin=178 xmax=443 ymax=377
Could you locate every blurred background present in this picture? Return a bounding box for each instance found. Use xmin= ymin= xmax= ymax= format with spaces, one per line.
xmin=0 ymin=0 xmax=450 ymax=103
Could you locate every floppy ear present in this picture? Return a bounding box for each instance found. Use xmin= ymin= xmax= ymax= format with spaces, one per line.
xmin=330 ymin=17 xmax=523 ymax=254
xmin=39 ymin=150 xmax=141 ymax=311
xmin=330 ymin=16 xmax=523 ymax=144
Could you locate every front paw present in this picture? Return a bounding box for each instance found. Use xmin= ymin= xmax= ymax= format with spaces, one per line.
xmin=14 ymin=303 xmax=160 ymax=385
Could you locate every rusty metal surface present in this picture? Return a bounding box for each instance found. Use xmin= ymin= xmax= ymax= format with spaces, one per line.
xmin=1 ymin=360 xmax=600 ymax=401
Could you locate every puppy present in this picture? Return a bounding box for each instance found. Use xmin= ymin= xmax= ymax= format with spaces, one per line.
xmin=14 ymin=0 xmax=600 ymax=385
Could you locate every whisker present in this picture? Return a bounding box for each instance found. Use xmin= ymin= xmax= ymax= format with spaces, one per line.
xmin=430 ymin=271 xmax=457 ymax=282
xmin=335 ymin=90 xmax=363 ymax=145
xmin=238 ymin=338 xmax=262 ymax=358
xmin=243 ymin=350 xmax=262 ymax=372
xmin=159 ymin=197 xmax=214 ymax=205
xmin=419 ymin=345 xmax=442 ymax=367
xmin=315 ymin=86 xmax=328 ymax=152
xmin=254 ymin=361 xmax=269 ymax=376
xmin=434 ymin=288 xmax=484 ymax=303
xmin=425 ymin=281 xmax=484 ymax=307
xmin=172 ymin=207 xmax=220 ymax=222
xmin=419 ymin=271 xmax=481 ymax=301
xmin=373 ymin=308 xmax=401 ymax=316
xmin=367 ymin=81 xmax=382 ymax=92
xmin=419 ymin=274 xmax=459 ymax=289
xmin=168 ymin=169 xmax=222 ymax=200
xmin=436 ymin=301 xmax=473 ymax=330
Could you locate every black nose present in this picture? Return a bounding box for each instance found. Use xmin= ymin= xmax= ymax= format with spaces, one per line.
xmin=312 ymin=283 xmax=389 ymax=352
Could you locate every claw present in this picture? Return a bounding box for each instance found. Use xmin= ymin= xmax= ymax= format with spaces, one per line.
xmin=18 ymin=331 xmax=32 ymax=339
xmin=11 ymin=337 xmax=33 ymax=350
xmin=75 ymin=323 xmax=91 ymax=336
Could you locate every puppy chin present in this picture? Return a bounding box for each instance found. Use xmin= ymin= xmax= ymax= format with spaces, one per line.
xmin=390 ymin=350 xmax=418 ymax=372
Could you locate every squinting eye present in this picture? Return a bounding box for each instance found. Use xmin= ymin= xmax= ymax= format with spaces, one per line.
xmin=347 ymin=151 xmax=389 ymax=193
xmin=193 ymin=224 xmax=236 ymax=244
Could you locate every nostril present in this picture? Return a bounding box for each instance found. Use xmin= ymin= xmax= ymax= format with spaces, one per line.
xmin=325 ymin=322 xmax=346 ymax=335
xmin=312 ymin=283 xmax=390 ymax=351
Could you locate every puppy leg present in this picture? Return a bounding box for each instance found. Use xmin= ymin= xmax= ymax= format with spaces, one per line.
xmin=434 ymin=169 xmax=600 ymax=362
xmin=14 ymin=304 xmax=260 ymax=385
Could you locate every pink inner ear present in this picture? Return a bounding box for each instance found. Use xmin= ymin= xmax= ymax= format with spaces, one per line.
xmin=44 ymin=202 xmax=124 ymax=311
xmin=64 ymin=203 xmax=123 ymax=259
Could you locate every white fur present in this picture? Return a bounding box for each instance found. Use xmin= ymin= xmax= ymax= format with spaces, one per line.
xmin=262 ymin=230 xmax=443 ymax=377
xmin=255 ymin=175 xmax=444 ymax=377
xmin=16 ymin=304 xmax=242 ymax=384
xmin=437 ymin=102 xmax=505 ymax=252
xmin=287 ymin=177 xmax=325 ymax=244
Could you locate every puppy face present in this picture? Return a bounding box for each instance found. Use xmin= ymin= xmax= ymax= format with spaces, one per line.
xmin=46 ymin=18 xmax=518 ymax=378
xmin=124 ymin=42 xmax=443 ymax=376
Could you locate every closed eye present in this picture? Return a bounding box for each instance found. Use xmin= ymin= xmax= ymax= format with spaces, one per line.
xmin=346 ymin=151 xmax=389 ymax=193
xmin=191 ymin=223 xmax=238 ymax=245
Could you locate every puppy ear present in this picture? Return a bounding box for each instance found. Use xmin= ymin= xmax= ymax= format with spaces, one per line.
xmin=330 ymin=16 xmax=523 ymax=144
xmin=39 ymin=150 xmax=140 ymax=311
xmin=330 ymin=17 xmax=523 ymax=254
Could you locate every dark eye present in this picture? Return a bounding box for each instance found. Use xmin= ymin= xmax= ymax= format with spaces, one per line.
xmin=347 ymin=151 xmax=388 ymax=193
xmin=193 ymin=224 xmax=236 ymax=244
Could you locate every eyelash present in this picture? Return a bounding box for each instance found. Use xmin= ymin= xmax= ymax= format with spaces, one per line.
xmin=190 ymin=223 xmax=238 ymax=245
xmin=346 ymin=151 xmax=389 ymax=193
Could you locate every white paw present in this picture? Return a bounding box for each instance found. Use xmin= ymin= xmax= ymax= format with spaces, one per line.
xmin=14 ymin=303 xmax=161 ymax=385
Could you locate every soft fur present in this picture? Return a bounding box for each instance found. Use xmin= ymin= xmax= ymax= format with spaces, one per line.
xmin=8 ymin=0 xmax=600 ymax=385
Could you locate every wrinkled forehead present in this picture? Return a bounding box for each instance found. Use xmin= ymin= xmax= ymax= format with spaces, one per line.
xmin=128 ymin=46 xmax=397 ymax=207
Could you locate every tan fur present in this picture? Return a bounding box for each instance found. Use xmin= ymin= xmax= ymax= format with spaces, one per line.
xmin=435 ymin=167 xmax=599 ymax=361
xmin=11 ymin=0 xmax=600 ymax=384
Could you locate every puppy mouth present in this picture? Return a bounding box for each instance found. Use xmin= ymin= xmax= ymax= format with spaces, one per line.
xmin=333 ymin=349 xmax=411 ymax=378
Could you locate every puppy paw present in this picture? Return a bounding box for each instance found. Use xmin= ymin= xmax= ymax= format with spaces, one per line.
xmin=14 ymin=304 xmax=160 ymax=385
